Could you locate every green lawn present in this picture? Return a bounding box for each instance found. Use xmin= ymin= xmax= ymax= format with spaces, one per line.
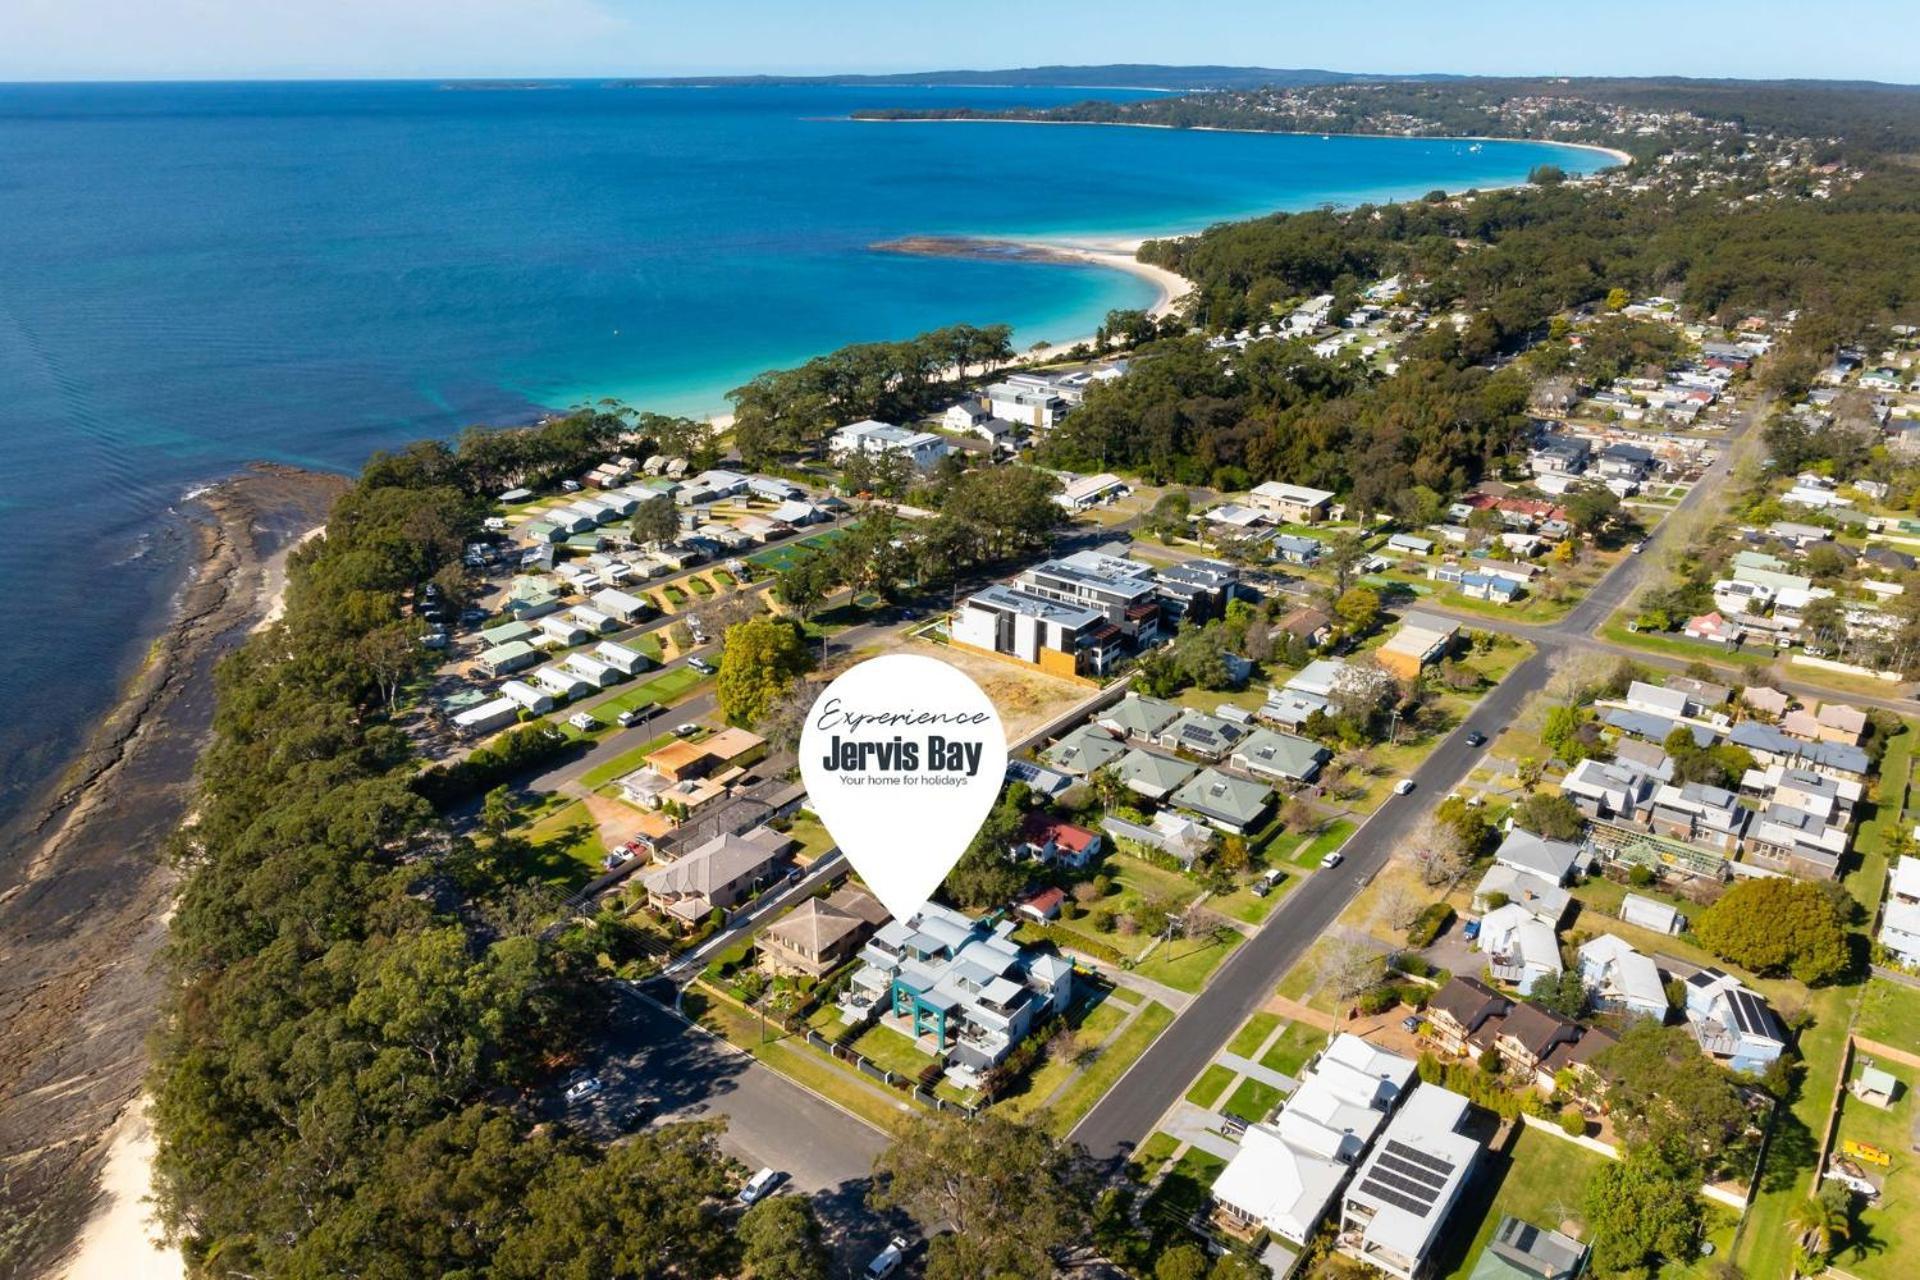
xmin=1733 ymin=983 xmax=1859 ymax=1279
xmin=712 ymin=569 xmax=737 ymax=587
xmin=782 ymin=814 xmax=838 ymax=862
xmin=1044 ymin=1001 xmax=1175 ymax=1137
xmin=1140 ymin=1146 xmax=1230 ymax=1240
xmin=1126 ymin=1131 xmax=1181 ymax=1185
xmin=1829 ymin=1059 xmax=1920 ymax=1280
xmin=994 ymin=991 xmax=1135 ymax=1122
xmin=514 ymin=799 xmax=609 ymax=885
xmin=1131 ymin=928 xmax=1244 ymax=993
xmin=1856 ymin=979 xmax=1920 ymax=1056
xmin=1225 ymin=1011 xmax=1281 ymax=1060
xmin=597 ymin=665 xmax=709 ymax=718
xmin=1212 ymin=873 xmax=1293 ymax=925
xmin=1294 ymin=820 xmax=1357 ymax=867
xmin=1186 ymin=1064 xmax=1236 ymax=1109
xmin=850 ymin=1024 xmax=935 ymax=1081
xmin=578 ymin=731 xmax=679 ymax=789
xmin=1222 ymin=1076 xmax=1284 ymax=1122
xmin=687 ymin=575 xmax=715 ymax=596
xmin=1434 ymin=1126 xmax=1613 ymax=1280
xmin=1259 ymin=1021 xmax=1328 ymax=1078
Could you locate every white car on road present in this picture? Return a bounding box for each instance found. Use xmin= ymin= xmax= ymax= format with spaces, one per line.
xmin=738 ymin=1167 xmax=783 ymax=1206
xmin=563 ymin=1075 xmax=603 ymax=1105
xmin=867 ymin=1236 xmax=910 ymax=1278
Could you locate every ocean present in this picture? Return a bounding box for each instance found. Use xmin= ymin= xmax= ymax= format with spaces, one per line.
xmin=0 ymin=79 xmax=1601 ymax=821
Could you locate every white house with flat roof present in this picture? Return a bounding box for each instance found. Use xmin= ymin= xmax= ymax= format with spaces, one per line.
xmin=1250 ymin=481 xmax=1337 ymax=523
xmin=829 ymin=419 xmax=951 ymax=471
xmin=1214 ymin=1035 xmax=1416 ymax=1247
xmin=1338 ymin=1084 xmax=1481 ymax=1280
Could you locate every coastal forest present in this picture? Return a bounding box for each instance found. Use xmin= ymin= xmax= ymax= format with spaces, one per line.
xmin=146 ymin=411 xmax=777 ymax=1276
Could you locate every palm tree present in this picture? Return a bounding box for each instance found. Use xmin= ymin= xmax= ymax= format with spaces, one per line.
xmin=1786 ymin=1193 xmax=1848 ymax=1263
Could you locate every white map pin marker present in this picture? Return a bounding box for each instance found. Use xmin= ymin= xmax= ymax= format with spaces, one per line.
xmin=799 ymin=654 xmax=1007 ymax=922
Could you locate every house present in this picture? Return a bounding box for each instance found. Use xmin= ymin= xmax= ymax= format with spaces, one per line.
xmin=561 ymin=652 xmax=621 ymax=689
xmin=1493 ymin=830 xmax=1585 ymax=886
xmin=1337 ymin=1084 xmax=1481 ymax=1280
xmin=1388 ymin=532 xmax=1436 ymax=557
xmin=641 ymin=827 xmax=790 ymax=925
xmin=1213 ymin=1035 xmax=1416 ymax=1246
xmin=1482 ymin=1003 xmax=1581 ymax=1080
xmin=1426 ymin=977 xmax=1511 ymax=1057
xmin=984 ymin=380 xmax=1069 ymax=430
xmin=1044 ymin=723 xmax=1126 ymax=776
xmin=1529 ymin=436 xmax=1592 ymax=476
xmin=537 ymin=613 xmax=590 ymax=647
xmin=1471 ymin=864 xmax=1570 ymax=927
xmin=1467 ymin=1217 xmax=1589 ymax=1280
xmin=836 ymin=904 xmax=1074 ymax=1087
xmin=1249 ymin=482 xmax=1336 ymax=523
xmin=1620 ymin=892 xmax=1683 ymax=935
xmin=480 ymin=639 xmax=542 ymax=676
xmin=1744 ymin=803 xmax=1846 ymax=880
xmin=1004 ymin=758 xmax=1075 ymax=799
xmin=532 ymin=664 xmax=593 ymax=700
xmin=1274 ymin=534 xmax=1327 ymax=565
xmin=497 ymin=678 xmax=554 ymax=714
xmin=1098 ymin=694 xmax=1183 ymax=741
xmin=1113 ymin=748 xmax=1200 ymax=801
xmin=1156 ymin=709 xmax=1249 ymax=761
xmin=1056 ymin=472 xmax=1130 ymax=511
xmin=451 ymin=696 xmax=520 ymax=737
xmin=1016 ymin=886 xmax=1068 ymax=923
xmin=1683 ymin=611 xmax=1744 ymax=645
xmin=593 ymin=639 xmax=652 ymax=676
xmin=1376 ymin=612 xmax=1458 ymax=680
xmin=1459 ymin=572 xmax=1523 ymax=605
xmin=1879 ymin=856 xmax=1920 ymax=966
xmin=1626 ymin=680 xmax=1691 ymax=720
xmin=1561 ymin=757 xmax=1659 ymax=821
xmin=1232 ymin=728 xmax=1332 ymax=784
xmin=1683 ymin=969 xmax=1788 ymax=1074
xmin=1171 ymin=768 xmax=1275 ymax=835
xmin=1276 ymin=606 xmax=1335 ymax=649
xmin=1578 ymin=934 xmax=1669 ymax=1021
xmin=1259 ymin=685 xmax=1332 ymax=732
xmin=1103 ymin=808 xmax=1215 ymax=867
xmin=759 ymin=887 xmax=889 ymax=977
xmin=1014 ymin=813 xmax=1103 ymax=869
xmin=950 ymin=584 xmax=1113 ymax=678
xmin=1478 ymin=903 xmax=1563 ymax=995
xmin=829 ymin=419 xmax=951 ymax=471
xmin=1647 ymin=782 xmax=1748 ymax=854
xmin=1742 ymin=686 xmax=1792 ymax=718
xmin=1728 ymin=720 xmax=1870 ymax=782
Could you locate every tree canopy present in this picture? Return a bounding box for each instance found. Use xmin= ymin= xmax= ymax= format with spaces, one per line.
xmin=1695 ymin=876 xmax=1852 ymax=985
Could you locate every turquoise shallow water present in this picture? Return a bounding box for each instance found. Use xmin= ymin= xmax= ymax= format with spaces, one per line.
xmin=0 ymin=79 xmax=1601 ymax=817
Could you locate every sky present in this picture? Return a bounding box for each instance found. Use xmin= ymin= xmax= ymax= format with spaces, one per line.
xmin=2 ymin=0 xmax=1917 ymax=83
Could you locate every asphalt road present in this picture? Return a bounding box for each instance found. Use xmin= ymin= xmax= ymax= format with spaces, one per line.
xmin=576 ymin=988 xmax=908 ymax=1270
xmin=1068 ymin=644 xmax=1552 ymax=1163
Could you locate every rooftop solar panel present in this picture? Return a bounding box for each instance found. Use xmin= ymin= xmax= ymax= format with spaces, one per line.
xmin=1363 ymin=1165 xmax=1442 ymax=1208
xmin=1375 ymin=1151 xmax=1450 ymax=1191
xmin=1356 ymin=1178 xmax=1434 ymax=1217
xmin=1385 ymin=1140 xmax=1457 ymax=1177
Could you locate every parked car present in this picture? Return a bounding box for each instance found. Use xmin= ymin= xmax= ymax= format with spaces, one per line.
xmin=1464 ymin=730 xmax=1486 ymax=748
xmin=563 ymin=1075 xmax=603 ymax=1105
xmin=866 ymin=1237 xmax=911 ymax=1279
xmin=687 ymin=656 xmax=715 ymax=674
xmin=674 ymin=722 xmax=700 ymax=737
xmin=1321 ymin=851 xmax=1344 ymax=869
xmin=568 ymin=712 xmax=597 ymax=731
xmin=1463 ymin=918 xmax=1482 ymax=942
xmin=1401 ymin=1015 xmax=1423 ymax=1033
xmin=738 ymin=1167 xmax=782 ymax=1206
xmin=1632 ymin=540 xmax=1647 ymax=554
xmin=1393 ymin=779 xmax=1416 ymax=796
xmin=617 ymin=703 xmax=659 ymax=727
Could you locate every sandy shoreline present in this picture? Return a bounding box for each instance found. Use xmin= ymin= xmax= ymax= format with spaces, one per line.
xmin=852 ymin=113 xmax=1636 ymax=168
xmin=0 ymin=464 xmax=343 ymax=1280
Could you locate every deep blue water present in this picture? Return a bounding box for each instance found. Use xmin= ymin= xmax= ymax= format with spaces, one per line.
xmin=0 ymin=80 xmax=1601 ymax=819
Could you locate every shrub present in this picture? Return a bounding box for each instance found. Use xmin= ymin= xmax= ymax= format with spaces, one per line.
xmin=1560 ymin=1106 xmax=1589 ymax=1138
xmin=1628 ymin=864 xmax=1656 ymax=888
xmin=1406 ymin=903 xmax=1456 ymax=948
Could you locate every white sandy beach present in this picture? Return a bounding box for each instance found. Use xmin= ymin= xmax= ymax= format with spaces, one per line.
xmin=62 ymin=1099 xmax=182 ymax=1280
